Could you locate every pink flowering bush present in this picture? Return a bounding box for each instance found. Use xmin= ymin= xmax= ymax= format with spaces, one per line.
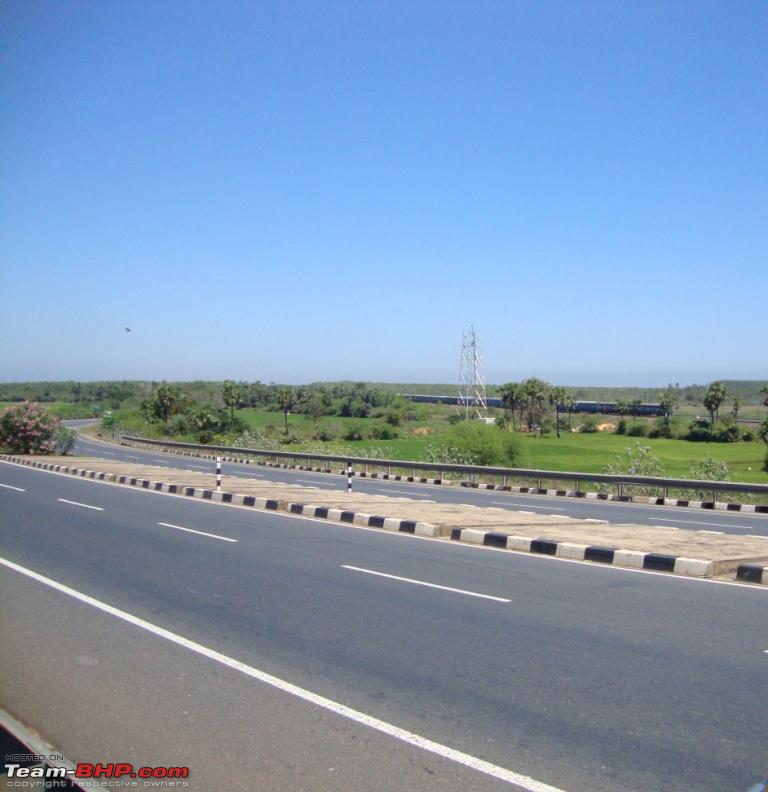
xmin=0 ymin=402 xmax=66 ymax=454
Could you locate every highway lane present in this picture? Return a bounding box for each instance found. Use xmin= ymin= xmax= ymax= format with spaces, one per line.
xmin=1 ymin=461 xmax=767 ymax=791
xmin=72 ymin=433 xmax=768 ymax=537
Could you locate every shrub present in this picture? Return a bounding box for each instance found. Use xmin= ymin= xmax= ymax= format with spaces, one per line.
xmin=232 ymin=429 xmax=282 ymax=451
xmin=763 ymin=449 xmax=768 ymax=474
xmin=759 ymin=418 xmax=768 ymax=445
xmin=166 ymin=414 xmax=190 ymax=436
xmin=442 ymin=421 xmax=522 ymax=466
xmin=51 ymin=425 xmax=76 ymax=455
xmin=581 ymin=418 xmax=598 ymax=433
xmin=685 ymin=421 xmax=712 ymax=442
xmin=713 ymin=424 xmax=739 ymax=443
xmin=614 ymin=418 xmax=627 ymax=435
xmin=741 ymin=429 xmax=755 ymax=442
xmin=100 ymin=410 xmax=120 ymax=433
xmin=603 ymin=442 xmax=666 ymax=494
xmin=368 ymin=424 xmax=398 ymax=440
xmin=684 ymin=456 xmax=731 ymax=500
xmin=626 ymin=423 xmax=647 ymax=437
xmin=689 ymin=456 xmax=730 ymax=482
xmin=343 ymin=424 xmax=364 ymax=441
xmin=494 ymin=415 xmax=508 ymax=430
xmin=0 ymin=402 xmax=60 ymax=453
xmin=446 ymin=413 xmax=463 ymax=425
xmin=313 ymin=428 xmax=335 ymax=442
xmin=384 ymin=410 xmax=402 ymax=427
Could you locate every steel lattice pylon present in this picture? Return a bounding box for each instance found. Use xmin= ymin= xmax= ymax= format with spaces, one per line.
xmin=457 ymin=325 xmax=488 ymax=421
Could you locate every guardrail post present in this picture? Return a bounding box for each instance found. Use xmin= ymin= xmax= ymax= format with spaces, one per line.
xmin=618 ymin=482 xmax=624 ymax=498
xmin=575 ymin=480 xmax=580 ymax=494
xmin=502 ymin=474 xmax=507 ymax=487
xmin=537 ymin=476 xmax=542 ymax=491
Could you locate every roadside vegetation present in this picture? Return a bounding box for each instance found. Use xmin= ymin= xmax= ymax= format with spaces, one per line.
xmin=2 ymin=379 xmax=766 ymax=482
xmin=0 ymin=402 xmax=76 ymax=455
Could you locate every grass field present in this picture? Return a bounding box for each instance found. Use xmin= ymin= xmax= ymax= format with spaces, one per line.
xmin=294 ymin=433 xmax=767 ymax=483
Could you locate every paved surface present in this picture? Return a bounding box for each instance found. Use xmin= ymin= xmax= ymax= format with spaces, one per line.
xmin=10 ymin=454 xmax=768 ymax=573
xmin=1 ymin=460 xmax=767 ymax=791
xmin=72 ymin=433 xmax=768 ymax=538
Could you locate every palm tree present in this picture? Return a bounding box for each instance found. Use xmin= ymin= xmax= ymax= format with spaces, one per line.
xmin=520 ymin=377 xmax=550 ymax=437
xmin=498 ymin=382 xmax=518 ymax=431
xmin=279 ymin=388 xmax=293 ymax=435
xmin=564 ymin=395 xmax=576 ymax=429
xmin=549 ymin=387 xmax=565 ymax=438
xmin=629 ymin=399 xmax=641 ymax=423
xmin=222 ymin=380 xmax=241 ymax=422
xmin=155 ymin=383 xmax=179 ymax=423
xmin=658 ymin=392 xmax=674 ymax=433
xmin=703 ymin=381 xmax=727 ymax=425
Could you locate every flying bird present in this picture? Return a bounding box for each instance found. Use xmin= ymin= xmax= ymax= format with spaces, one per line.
xmin=124 ymin=327 xmax=131 ymax=332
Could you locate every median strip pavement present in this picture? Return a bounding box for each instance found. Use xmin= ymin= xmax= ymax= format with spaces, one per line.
xmin=5 ymin=454 xmax=768 ymax=583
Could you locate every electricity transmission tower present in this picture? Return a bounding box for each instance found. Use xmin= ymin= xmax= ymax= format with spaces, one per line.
xmin=457 ymin=325 xmax=488 ymax=421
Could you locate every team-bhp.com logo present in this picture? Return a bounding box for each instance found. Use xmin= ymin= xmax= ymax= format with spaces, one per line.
xmin=4 ymin=762 xmax=189 ymax=787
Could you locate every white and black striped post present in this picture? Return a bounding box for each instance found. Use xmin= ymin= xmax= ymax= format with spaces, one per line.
xmin=347 ymin=462 xmax=353 ymax=493
xmin=216 ymin=456 xmax=222 ymax=492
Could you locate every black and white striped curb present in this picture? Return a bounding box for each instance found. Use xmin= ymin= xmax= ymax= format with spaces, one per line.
xmin=459 ymin=481 xmax=768 ymax=513
xmin=119 ymin=440 xmax=768 ymax=514
xmin=448 ymin=527 xmax=714 ymax=577
xmin=736 ymin=564 xmax=768 ymax=585
xmin=1 ymin=456 xmax=437 ymax=538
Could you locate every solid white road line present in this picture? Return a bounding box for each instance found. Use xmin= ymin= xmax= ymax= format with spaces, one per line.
xmin=102 ymin=452 xmax=115 ymax=456
xmin=57 ymin=498 xmax=104 ymax=511
xmin=187 ymin=464 xmax=207 ymax=470
xmin=157 ymin=522 xmax=237 ymax=543
xmin=649 ymin=517 xmax=750 ymax=529
xmin=295 ymin=479 xmax=336 ymax=487
xmin=696 ymin=530 xmax=724 ymax=535
xmin=0 ymin=556 xmax=564 ymax=792
xmin=747 ymin=535 xmax=768 ymax=540
xmin=341 ymin=565 xmax=511 ymax=603
xmin=125 ymin=455 xmax=141 ymax=460
xmin=491 ymin=501 xmax=566 ymax=511
xmin=0 ymin=483 xmax=26 ymax=492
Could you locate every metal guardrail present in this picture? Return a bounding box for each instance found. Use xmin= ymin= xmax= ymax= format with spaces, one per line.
xmin=120 ymin=434 xmax=768 ymax=500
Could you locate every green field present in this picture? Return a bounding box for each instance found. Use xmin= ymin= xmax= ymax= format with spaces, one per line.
xmin=292 ymin=433 xmax=767 ymax=482
xmin=231 ymin=408 xmax=768 ymax=484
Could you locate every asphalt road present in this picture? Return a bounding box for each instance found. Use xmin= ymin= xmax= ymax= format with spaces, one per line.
xmin=1 ymin=459 xmax=767 ymax=791
xmin=71 ymin=433 xmax=768 ymax=538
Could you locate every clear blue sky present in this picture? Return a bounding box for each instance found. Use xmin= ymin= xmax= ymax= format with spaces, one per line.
xmin=1 ymin=1 xmax=765 ymax=387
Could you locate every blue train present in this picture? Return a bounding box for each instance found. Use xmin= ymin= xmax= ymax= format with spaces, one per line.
xmin=402 ymin=395 xmax=668 ymax=416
